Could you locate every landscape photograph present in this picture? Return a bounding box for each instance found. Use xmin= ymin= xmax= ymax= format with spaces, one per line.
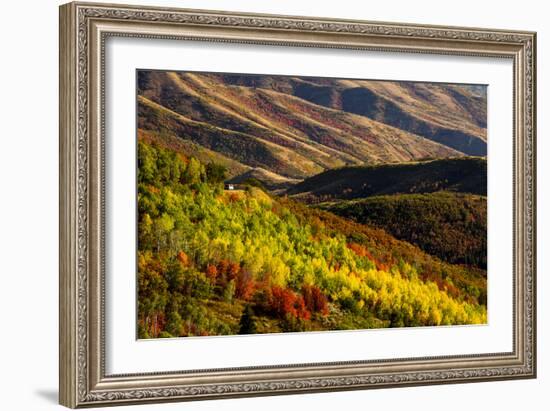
xmin=136 ymin=69 xmax=488 ymax=339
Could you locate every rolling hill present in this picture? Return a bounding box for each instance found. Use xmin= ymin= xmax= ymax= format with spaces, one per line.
xmin=320 ymin=192 xmax=487 ymax=268
xmin=225 ymin=167 xmax=301 ymax=191
xmin=217 ymin=74 xmax=487 ymax=155
xmin=137 ymin=139 xmax=487 ymax=338
xmin=286 ymin=157 xmax=486 ymax=203
xmin=136 ymin=70 xmax=489 ymax=338
xmin=137 ymin=70 xmax=487 ymax=185
xmin=290 ymin=79 xmax=487 ymax=155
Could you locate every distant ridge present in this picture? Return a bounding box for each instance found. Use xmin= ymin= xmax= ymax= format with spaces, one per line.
xmin=286 ymin=157 xmax=486 ymax=202
xmin=197 ymin=74 xmax=487 ymax=155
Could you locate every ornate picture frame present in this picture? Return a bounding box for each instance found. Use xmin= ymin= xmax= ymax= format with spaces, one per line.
xmin=59 ymin=1 xmax=536 ymax=408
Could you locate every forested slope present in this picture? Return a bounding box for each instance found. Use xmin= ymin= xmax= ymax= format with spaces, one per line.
xmin=137 ymin=140 xmax=487 ymax=338
xmin=321 ymin=192 xmax=487 ymax=268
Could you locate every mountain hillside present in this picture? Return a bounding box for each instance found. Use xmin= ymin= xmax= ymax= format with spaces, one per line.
xmin=286 ymin=157 xmax=486 ymax=203
xmin=290 ymin=78 xmax=487 ymax=155
xmin=321 ymin=192 xmax=487 ymax=268
xmin=137 ymin=71 xmax=485 ymax=183
xmin=186 ymin=73 xmax=487 ymax=155
xmin=225 ymin=168 xmax=301 ymax=190
xmin=137 ymin=139 xmax=486 ymax=338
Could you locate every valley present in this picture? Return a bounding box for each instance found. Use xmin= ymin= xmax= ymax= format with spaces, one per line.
xmin=136 ymin=70 xmax=488 ymax=338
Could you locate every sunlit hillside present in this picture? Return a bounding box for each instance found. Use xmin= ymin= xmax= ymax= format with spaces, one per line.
xmin=137 ymin=140 xmax=486 ymax=338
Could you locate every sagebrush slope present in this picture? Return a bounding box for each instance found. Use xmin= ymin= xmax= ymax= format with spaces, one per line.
xmin=137 ymin=71 xmax=476 ymax=182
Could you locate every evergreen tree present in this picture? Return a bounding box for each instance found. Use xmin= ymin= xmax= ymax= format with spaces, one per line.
xmin=238 ymin=304 xmax=257 ymax=335
xmin=206 ymin=162 xmax=227 ymax=184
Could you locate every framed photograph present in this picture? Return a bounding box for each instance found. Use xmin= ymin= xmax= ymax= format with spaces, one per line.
xmin=59 ymin=1 xmax=536 ymax=408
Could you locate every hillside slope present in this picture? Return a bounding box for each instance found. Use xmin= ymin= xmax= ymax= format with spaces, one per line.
xmin=286 ymin=157 xmax=486 ymax=203
xmin=194 ymin=73 xmax=487 ymax=155
xmin=137 ymin=70 xmax=478 ymax=182
xmin=321 ymin=192 xmax=487 ymax=268
xmin=137 ymin=139 xmax=487 ymax=338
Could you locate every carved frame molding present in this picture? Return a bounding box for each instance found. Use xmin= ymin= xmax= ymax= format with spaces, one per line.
xmin=59 ymin=2 xmax=536 ymax=407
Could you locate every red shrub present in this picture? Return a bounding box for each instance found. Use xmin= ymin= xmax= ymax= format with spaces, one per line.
xmin=347 ymin=243 xmax=378 ymax=264
xmin=294 ymin=295 xmax=310 ymax=320
xmin=347 ymin=242 xmax=368 ymax=257
xmin=236 ymin=277 xmax=255 ymax=301
xmin=177 ymin=250 xmax=190 ymax=266
xmin=228 ymin=262 xmax=240 ymax=281
xmin=302 ymin=284 xmax=329 ymax=316
xmin=269 ymin=286 xmax=310 ymax=320
xmin=217 ymin=259 xmax=230 ymax=275
xmin=205 ymin=264 xmax=218 ymax=282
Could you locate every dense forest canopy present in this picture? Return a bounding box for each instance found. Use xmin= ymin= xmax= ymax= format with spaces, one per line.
xmin=320 ymin=192 xmax=487 ymax=268
xmin=137 ymin=140 xmax=486 ymax=338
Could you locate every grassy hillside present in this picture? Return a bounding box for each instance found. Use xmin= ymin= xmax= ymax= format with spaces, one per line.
xmin=137 ymin=70 xmax=468 ymax=184
xmin=287 ymin=157 xmax=486 ymax=203
xmin=291 ymin=79 xmax=487 ymax=155
xmin=225 ymin=167 xmax=301 ymax=191
xmin=321 ymin=192 xmax=487 ymax=268
xmin=138 ymin=95 xmax=321 ymax=179
xmin=198 ymin=73 xmax=487 ymax=155
xmin=137 ymin=139 xmax=486 ymax=338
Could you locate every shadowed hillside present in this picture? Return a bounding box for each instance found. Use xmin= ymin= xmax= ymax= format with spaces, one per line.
xmin=286 ymin=157 xmax=486 ymax=203
xmin=320 ymin=192 xmax=487 ymax=268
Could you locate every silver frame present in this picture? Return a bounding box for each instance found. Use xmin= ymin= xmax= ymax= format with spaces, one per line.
xmin=59 ymin=2 xmax=536 ymax=408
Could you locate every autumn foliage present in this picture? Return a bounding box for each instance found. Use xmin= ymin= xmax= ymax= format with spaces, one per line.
xmin=301 ymin=284 xmax=329 ymax=316
xmin=137 ymin=141 xmax=487 ymax=338
xmin=268 ymin=286 xmax=311 ymax=320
